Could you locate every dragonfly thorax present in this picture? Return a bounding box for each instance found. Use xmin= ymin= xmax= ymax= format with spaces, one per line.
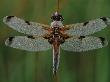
xmin=51 ymin=21 xmax=63 ymax=27
xmin=47 ymin=26 xmax=66 ymax=45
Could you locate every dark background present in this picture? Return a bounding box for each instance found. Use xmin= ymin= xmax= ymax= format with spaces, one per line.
xmin=0 ymin=0 xmax=110 ymax=82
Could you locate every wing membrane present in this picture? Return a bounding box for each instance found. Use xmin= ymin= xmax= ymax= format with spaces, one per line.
xmin=65 ymin=17 xmax=110 ymax=36
xmin=3 ymin=16 xmax=49 ymax=36
xmin=61 ymin=36 xmax=108 ymax=52
xmin=5 ymin=36 xmax=52 ymax=51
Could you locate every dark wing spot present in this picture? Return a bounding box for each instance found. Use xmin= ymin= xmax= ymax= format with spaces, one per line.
xmin=6 ymin=16 xmax=14 ymax=22
xmin=25 ymin=21 xmax=31 ymax=25
xmin=99 ymin=37 xmax=105 ymax=45
xmin=59 ymin=37 xmax=65 ymax=44
xmin=48 ymin=38 xmax=53 ymax=44
xmin=43 ymin=35 xmax=51 ymax=39
xmin=8 ymin=36 xmax=14 ymax=45
xmin=100 ymin=17 xmax=107 ymax=21
xmin=100 ymin=17 xmax=107 ymax=24
xmin=27 ymin=36 xmax=35 ymax=39
xmin=79 ymin=36 xmax=85 ymax=40
xmin=83 ymin=21 xmax=89 ymax=26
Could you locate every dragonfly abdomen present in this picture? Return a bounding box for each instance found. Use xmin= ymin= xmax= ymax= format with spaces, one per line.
xmin=52 ymin=40 xmax=60 ymax=75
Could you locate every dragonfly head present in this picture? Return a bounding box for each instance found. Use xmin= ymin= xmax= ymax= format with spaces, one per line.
xmin=51 ymin=12 xmax=64 ymax=21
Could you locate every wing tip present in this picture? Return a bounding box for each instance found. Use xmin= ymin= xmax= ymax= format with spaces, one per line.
xmin=3 ymin=16 xmax=15 ymax=23
xmin=98 ymin=37 xmax=108 ymax=47
xmin=5 ymin=39 xmax=9 ymax=46
xmin=5 ymin=37 xmax=15 ymax=46
xmin=100 ymin=17 xmax=110 ymax=25
xmin=100 ymin=39 xmax=108 ymax=48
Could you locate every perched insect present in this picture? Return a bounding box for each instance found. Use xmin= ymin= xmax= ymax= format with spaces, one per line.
xmin=3 ymin=12 xmax=109 ymax=75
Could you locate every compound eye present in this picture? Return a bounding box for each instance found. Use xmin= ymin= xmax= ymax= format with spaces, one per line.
xmin=51 ymin=14 xmax=64 ymax=21
xmin=59 ymin=15 xmax=64 ymax=21
xmin=51 ymin=16 xmax=56 ymax=21
xmin=57 ymin=15 xmax=64 ymax=21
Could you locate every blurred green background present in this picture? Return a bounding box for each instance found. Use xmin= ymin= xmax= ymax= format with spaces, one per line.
xmin=0 ymin=0 xmax=110 ymax=82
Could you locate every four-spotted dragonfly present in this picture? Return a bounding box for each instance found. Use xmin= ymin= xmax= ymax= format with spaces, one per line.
xmin=3 ymin=12 xmax=109 ymax=75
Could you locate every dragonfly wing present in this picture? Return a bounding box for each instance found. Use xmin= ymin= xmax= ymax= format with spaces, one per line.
xmin=5 ymin=36 xmax=52 ymax=51
xmin=61 ymin=36 xmax=108 ymax=52
xmin=65 ymin=17 xmax=110 ymax=36
xmin=3 ymin=16 xmax=49 ymax=36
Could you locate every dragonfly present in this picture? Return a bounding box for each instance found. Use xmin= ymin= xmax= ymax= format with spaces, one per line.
xmin=3 ymin=12 xmax=109 ymax=75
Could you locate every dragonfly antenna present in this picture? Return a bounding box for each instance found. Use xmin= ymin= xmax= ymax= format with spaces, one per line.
xmin=57 ymin=0 xmax=60 ymax=12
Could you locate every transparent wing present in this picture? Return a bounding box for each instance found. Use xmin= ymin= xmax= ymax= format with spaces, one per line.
xmin=61 ymin=36 xmax=108 ymax=52
xmin=65 ymin=17 xmax=110 ymax=36
xmin=3 ymin=16 xmax=49 ymax=36
xmin=5 ymin=36 xmax=52 ymax=51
